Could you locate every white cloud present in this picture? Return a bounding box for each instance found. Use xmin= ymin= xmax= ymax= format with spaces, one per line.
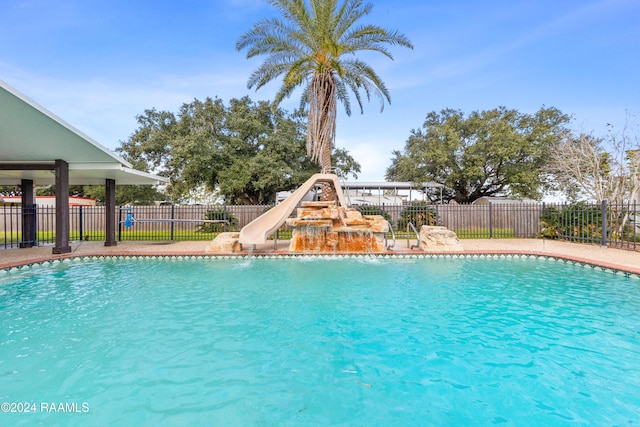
xmin=336 ymin=135 xmax=394 ymax=183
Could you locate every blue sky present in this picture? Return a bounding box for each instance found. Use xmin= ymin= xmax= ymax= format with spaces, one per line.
xmin=1 ymin=0 xmax=638 ymax=181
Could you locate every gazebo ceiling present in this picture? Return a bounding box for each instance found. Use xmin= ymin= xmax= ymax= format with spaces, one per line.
xmin=0 ymin=79 xmax=167 ymax=186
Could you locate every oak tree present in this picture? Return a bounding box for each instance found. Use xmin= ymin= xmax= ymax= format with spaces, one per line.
xmin=386 ymin=106 xmax=570 ymax=203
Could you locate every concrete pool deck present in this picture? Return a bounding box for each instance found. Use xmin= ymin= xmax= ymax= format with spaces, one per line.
xmin=1 ymin=239 xmax=639 ymax=275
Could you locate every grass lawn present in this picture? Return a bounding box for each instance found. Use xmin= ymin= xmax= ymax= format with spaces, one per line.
xmin=1 ymin=231 xmax=219 ymax=243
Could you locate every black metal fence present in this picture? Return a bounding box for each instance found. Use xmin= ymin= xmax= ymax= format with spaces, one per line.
xmin=539 ymin=201 xmax=638 ymax=250
xmin=1 ymin=201 xmax=638 ymax=251
xmin=1 ymin=204 xmax=271 ymax=248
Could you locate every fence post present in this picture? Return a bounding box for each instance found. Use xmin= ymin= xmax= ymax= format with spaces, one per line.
xmin=118 ymin=206 xmax=122 ymax=241
xmin=78 ymin=205 xmax=84 ymax=241
xmin=540 ymin=202 xmax=546 ymax=238
xmin=223 ymin=203 xmax=227 ymax=233
xmin=34 ymin=205 xmax=39 ymax=246
xmin=601 ymin=199 xmax=607 ymax=247
xmin=634 ymin=202 xmax=638 ymax=251
xmin=2 ymin=205 xmax=6 ymax=249
xmin=170 ymin=204 xmax=175 ymax=241
xmin=489 ymin=203 xmax=493 ymax=239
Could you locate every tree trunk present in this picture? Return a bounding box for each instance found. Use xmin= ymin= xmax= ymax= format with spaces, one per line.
xmin=319 ymin=134 xmax=335 ymax=201
xmin=308 ymin=71 xmax=337 ymax=201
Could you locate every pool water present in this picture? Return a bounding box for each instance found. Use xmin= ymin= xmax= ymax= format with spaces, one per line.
xmin=1 ymin=256 xmax=639 ymax=426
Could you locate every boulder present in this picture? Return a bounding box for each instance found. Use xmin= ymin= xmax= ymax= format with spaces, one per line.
xmin=365 ymin=214 xmax=389 ymax=233
xmin=205 ymin=232 xmax=241 ymax=253
xmin=419 ymin=226 xmax=463 ymax=252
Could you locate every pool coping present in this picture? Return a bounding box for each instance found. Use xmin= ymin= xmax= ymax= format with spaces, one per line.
xmin=2 ymin=247 xmax=640 ymax=279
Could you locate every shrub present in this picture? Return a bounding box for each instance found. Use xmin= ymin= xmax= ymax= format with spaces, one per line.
xmin=197 ymin=207 xmax=239 ymax=233
xmin=539 ymin=206 xmax=561 ymax=238
xmin=398 ymin=201 xmax=437 ymax=231
xmin=539 ymin=203 xmax=602 ymax=240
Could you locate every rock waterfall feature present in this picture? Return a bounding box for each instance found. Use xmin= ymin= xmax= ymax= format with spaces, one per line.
xmin=287 ymin=201 xmax=389 ymax=253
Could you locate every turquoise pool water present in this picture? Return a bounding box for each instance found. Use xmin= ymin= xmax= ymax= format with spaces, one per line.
xmin=1 ymin=256 xmax=639 ymax=426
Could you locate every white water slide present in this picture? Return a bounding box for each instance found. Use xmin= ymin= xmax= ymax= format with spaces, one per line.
xmin=239 ymin=173 xmax=348 ymax=247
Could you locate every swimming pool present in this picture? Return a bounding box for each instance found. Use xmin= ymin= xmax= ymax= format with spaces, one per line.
xmin=1 ymin=255 xmax=639 ymax=426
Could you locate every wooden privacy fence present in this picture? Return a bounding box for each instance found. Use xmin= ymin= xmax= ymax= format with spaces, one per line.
xmin=435 ymin=203 xmax=544 ymax=238
xmin=358 ymin=202 xmax=544 ymax=238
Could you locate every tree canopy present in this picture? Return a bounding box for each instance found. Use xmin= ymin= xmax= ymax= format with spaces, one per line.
xmin=117 ymin=96 xmax=360 ymax=204
xmin=386 ymin=106 xmax=570 ymax=203
xmin=236 ymin=0 xmax=412 ymax=183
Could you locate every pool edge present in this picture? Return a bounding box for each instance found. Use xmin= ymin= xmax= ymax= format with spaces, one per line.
xmin=2 ymin=249 xmax=640 ymax=279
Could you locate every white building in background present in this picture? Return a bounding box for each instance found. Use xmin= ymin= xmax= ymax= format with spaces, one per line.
xmin=344 ymin=189 xmax=405 ymax=205
xmin=276 ymin=181 xmax=445 ymax=205
xmin=343 ymin=181 xmax=444 ymax=205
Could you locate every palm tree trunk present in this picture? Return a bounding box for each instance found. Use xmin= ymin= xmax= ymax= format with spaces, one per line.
xmin=319 ymin=112 xmax=336 ymax=201
xmin=308 ymin=71 xmax=337 ymax=201
xmin=319 ymin=138 xmax=335 ymax=201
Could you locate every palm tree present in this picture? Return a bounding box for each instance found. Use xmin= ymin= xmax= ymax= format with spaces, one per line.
xmin=237 ymin=0 xmax=413 ymax=198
